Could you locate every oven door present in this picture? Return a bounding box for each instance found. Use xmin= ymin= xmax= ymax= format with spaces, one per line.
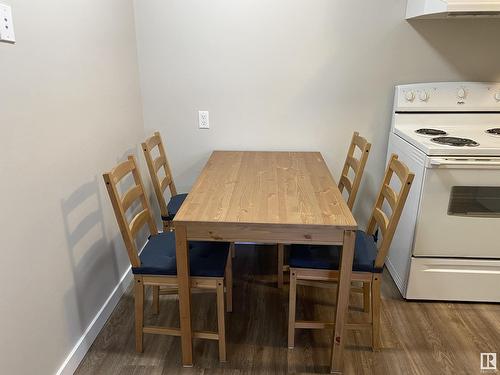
xmin=413 ymin=157 xmax=500 ymax=258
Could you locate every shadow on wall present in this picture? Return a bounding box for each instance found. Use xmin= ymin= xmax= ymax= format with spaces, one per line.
xmin=59 ymin=146 xmax=151 ymax=344
xmin=408 ymin=19 xmax=500 ymax=80
xmin=61 ymin=176 xmax=121 ymax=340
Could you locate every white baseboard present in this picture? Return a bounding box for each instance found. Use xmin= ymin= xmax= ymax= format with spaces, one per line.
xmin=55 ymin=266 xmax=133 ymax=375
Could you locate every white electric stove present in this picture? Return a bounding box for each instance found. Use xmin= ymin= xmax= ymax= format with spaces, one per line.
xmin=386 ymin=82 xmax=500 ymax=302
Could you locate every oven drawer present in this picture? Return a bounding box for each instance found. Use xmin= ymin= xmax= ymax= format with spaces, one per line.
xmin=406 ymin=257 xmax=500 ymax=302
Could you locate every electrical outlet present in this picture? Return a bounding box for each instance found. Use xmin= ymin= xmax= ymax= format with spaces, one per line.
xmin=0 ymin=3 xmax=15 ymax=44
xmin=198 ymin=110 xmax=209 ymax=129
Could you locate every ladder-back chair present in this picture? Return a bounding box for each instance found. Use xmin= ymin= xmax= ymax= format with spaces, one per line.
xmin=338 ymin=131 xmax=372 ymax=209
xmin=287 ymin=154 xmax=414 ymax=350
xmin=277 ymin=132 xmax=371 ymax=288
xmin=103 ymin=155 xmax=232 ymax=361
xmin=142 ymin=132 xmax=188 ymax=231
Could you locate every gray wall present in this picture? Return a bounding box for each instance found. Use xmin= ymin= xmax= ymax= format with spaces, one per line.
xmin=0 ymin=1 xmax=145 ymax=374
xmin=133 ymin=0 xmax=500 ymax=224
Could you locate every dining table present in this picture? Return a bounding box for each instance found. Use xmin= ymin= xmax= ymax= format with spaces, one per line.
xmin=173 ymin=150 xmax=357 ymax=373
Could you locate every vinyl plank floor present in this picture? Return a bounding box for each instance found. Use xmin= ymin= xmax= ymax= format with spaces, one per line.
xmin=75 ymin=244 xmax=500 ymax=375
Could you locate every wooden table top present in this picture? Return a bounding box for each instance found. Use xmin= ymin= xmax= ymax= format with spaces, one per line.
xmin=174 ymin=151 xmax=356 ymax=229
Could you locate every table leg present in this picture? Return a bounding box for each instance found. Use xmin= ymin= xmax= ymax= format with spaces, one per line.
xmin=277 ymin=244 xmax=284 ymax=288
xmin=330 ymin=230 xmax=355 ymax=373
xmin=175 ymin=223 xmax=193 ymax=366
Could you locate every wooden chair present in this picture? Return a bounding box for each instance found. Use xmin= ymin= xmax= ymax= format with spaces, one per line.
xmin=287 ymin=154 xmax=414 ymax=350
xmin=277 ymin=132 xmax=371 ymax=288
xmin=103 ymin=155 xmax=232 ymax=362
xmin=142 ymin=132 xmax=188 ymax=231
xmin=337 ymin=131 xmax=372 ymax=210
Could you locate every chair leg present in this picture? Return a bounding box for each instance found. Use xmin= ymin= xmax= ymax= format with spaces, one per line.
xmin=277 ymin=244 xmax=284 ymax=288
xmin=216 ymin=280 xmax=227 ymax=362
xmin=371 ymin=275 xmax=382 ymax=351
xmin=225 ymin=250 xmax=233 ymax=313
xmin=162 ymin=220 xmax=170 ymax=232
xmin=134 ymin=277 xmax=144 ymax=353
xmin=288 ymin=269 xmax=297 ymax=349
xmin=162 ymin=220 xmax=175 ymax=232
xmin=152 ymin=286 xmax=160 ymax=314
xmin=363 ymin=282 xmax=371 ymax=313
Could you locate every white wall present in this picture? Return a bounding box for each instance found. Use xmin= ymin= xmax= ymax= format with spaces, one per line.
xmin=0 ymin=1 xmax=145 ymax=374
xmin=133 ymin=0 xmax=500 ymax=223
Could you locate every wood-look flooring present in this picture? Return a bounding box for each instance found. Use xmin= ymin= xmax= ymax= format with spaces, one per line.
xmin=76 ymin=245 xmax=500 ymax=375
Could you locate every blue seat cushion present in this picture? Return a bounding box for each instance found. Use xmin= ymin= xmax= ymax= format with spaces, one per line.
xmin=289 ymin=230 xmax=382 ymax=273
xmin=161 ymin=193 xmax=188 ymax=221
xmin=132 ymin=231 xmax=229 ymax=277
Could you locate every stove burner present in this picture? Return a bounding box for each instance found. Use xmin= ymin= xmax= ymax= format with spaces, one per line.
xmin=415 ymin=128 xmax=447 ymax=136
xmin=431 ymin=136 xmax=479 ymax=147
xmin=486 ymin=128 xmax=500 ymax=136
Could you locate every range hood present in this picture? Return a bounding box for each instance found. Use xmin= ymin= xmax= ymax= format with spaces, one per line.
xmin=406 ymin=0 xmax=500 ymax=19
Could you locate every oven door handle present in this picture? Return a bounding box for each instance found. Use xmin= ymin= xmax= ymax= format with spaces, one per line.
xmin=428 ymin=158 xmax=500 ymax=169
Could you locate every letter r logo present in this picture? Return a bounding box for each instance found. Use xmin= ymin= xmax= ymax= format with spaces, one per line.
xmin=481 ymin=353 xmax=497 ymax=370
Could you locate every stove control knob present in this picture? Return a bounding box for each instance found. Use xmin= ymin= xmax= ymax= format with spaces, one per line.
xmin=457 ymin=88 xmax=467 ymax=99
xmin=419 ymin=91 xmax=429 ymax=102
xmin=405 ymin=91 xmax=415 ymax=102
xmin=495 ymin=92 xmax=500 ymax=102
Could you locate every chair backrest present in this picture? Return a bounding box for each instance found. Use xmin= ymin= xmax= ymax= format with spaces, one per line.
xmin=103 ymin=155 xmax=158 ymax=267
xmin=142 ymin=132 xmax=177 ymax=219
xmin=366 ymin=154 xmax=414 ymax=269
xmin=338 ymin=132 xmax=372 ymax=209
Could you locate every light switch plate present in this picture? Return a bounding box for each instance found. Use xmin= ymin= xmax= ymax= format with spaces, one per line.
xmin=198 ymin=111 xmax=209 ymax=129
xmin=0 ymin=3 xmax=15 ymax=43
